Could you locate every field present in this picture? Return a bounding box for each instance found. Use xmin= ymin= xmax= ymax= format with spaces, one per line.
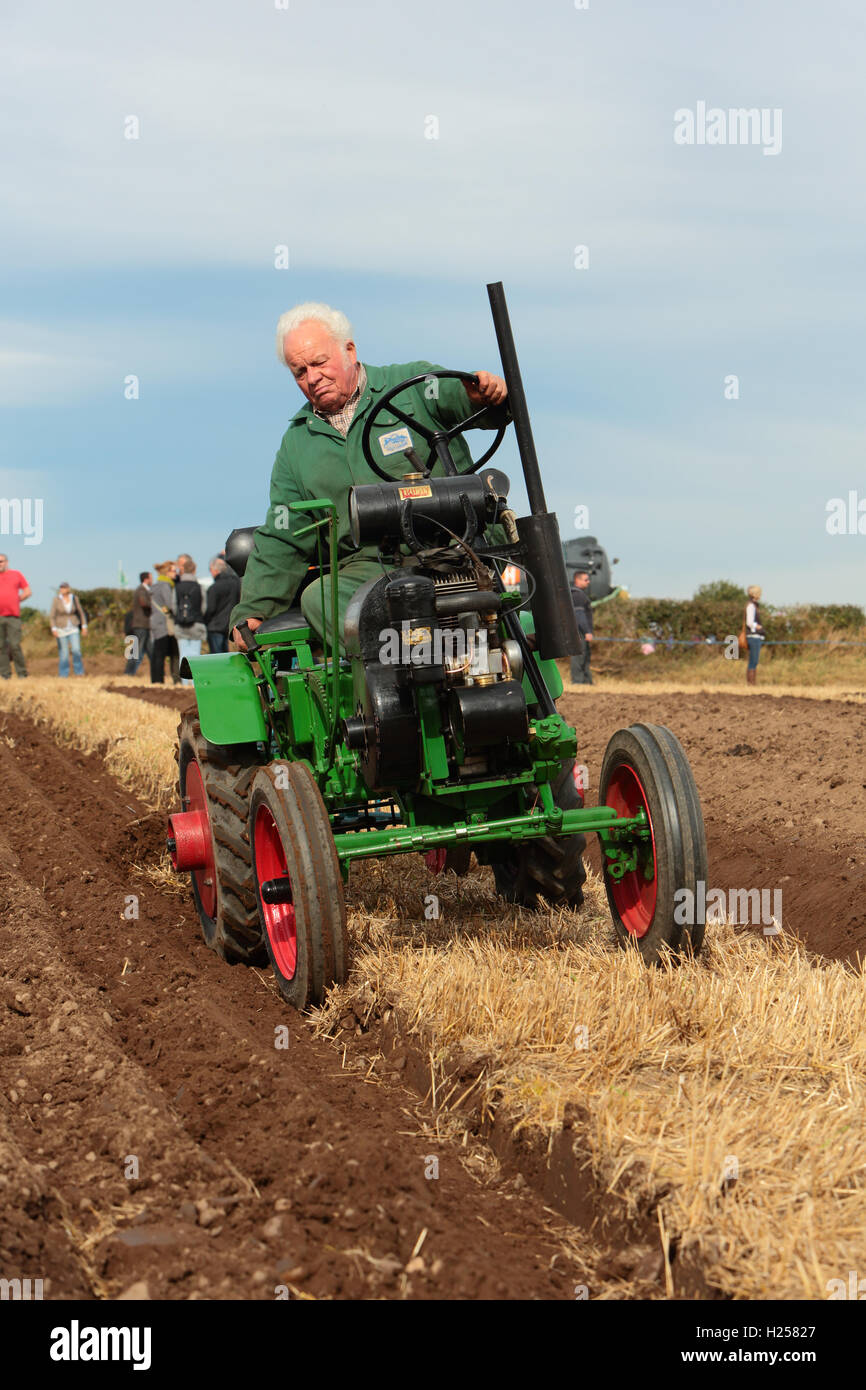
xmin=1 ymin=673 xmax=864 ymax=1300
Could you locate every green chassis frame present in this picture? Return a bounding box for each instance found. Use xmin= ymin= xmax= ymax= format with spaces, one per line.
xmin=184 ymin=503 xmax=651 ymax=884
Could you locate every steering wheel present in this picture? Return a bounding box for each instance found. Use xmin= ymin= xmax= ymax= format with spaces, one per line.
xmin=361 ymin=369 xmax=507 ymax=483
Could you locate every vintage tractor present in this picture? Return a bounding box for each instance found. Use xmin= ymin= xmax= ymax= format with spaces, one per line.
xmin=167 ymin=283 xmax=707 ymax=1010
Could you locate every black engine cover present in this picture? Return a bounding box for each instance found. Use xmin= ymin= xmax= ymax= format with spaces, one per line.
xmin=353 ymin=662 xmax=420 ymax=791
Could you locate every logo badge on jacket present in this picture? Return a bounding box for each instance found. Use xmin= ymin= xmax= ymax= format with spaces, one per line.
xmin=378 ymin=427 xmax=413 ymax=456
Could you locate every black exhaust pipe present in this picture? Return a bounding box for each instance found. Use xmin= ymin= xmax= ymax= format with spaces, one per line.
xmin=486 ymin=282 xmax=581 ymax=660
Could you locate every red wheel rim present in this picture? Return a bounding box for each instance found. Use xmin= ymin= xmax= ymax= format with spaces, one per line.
xmin=604 ymin=763 xmax=657 ymax=938
xmin=254 ymin=805 xmax=297 ymax=979
xmin=184 ymin=759 xmax=217 ymax=919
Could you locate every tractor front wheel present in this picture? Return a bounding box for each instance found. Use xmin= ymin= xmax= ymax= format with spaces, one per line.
xmin=249 ymin=762 xmax=348 ymax=1011
xmin=599 ymin=722 xmax=707 ymax=963
xmin=174 ymin=716 xmax=266 ymax=965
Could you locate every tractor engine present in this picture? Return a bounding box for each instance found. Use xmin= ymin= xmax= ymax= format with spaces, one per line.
xmin=343 ymin=475 xmax=528 ymax=791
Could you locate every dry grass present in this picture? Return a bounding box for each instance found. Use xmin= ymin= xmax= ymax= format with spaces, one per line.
xmin=10 ymin=679 xmax=866 ymax=1299
xmin=320 ymin=854 xmax=866 ymax=1300
xmin=0 ymin=677 xmax=179 ymax=807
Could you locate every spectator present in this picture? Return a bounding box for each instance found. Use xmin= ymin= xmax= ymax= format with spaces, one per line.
xmin=745 ymin=584 xmax=765 ymax=686
xmin=569 ymin=568 xmax=594 ymax=685
xmin=125 ymin=571 xmax=153 ymax=676
xmin=49 ymin=582 xmax=88 ymax=677
xmin=204 ymin=556 xmax=240 ymax=654
xmin=0 ymin=553 xmax=31 ymax=680
xmin=150 ymin=562 xmax=179 ymax=685
xmin=174 ymin=555 xmax=207 ymax=686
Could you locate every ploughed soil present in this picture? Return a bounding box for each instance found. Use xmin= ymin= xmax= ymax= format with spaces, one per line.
xmin=2 ymin=682 xmax=863 ymax=1301
xmin=0 ymin=708 xmax=597 ymax=1301
xmin=559 ymin=689 xmax=866 ymax=964
xmin=102 ymin=682 xmax=196 ymax=712
xmin=106 ymin=681 xmax=866 ymax=962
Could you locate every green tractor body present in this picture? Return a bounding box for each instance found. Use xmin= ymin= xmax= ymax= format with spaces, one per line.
xmin=169 ymin=284 xmax=707 ymax=1009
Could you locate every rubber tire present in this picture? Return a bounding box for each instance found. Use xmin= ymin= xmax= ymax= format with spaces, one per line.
xmin=249 ymin=762 xmax=348 ymax=1011
xmin=177 ymin=716 xmax=267 ymax=965
xmin=490 ymin=760 xmax=587 ymax=909
xmin=599 ymin=722 xmax=707 ymax=963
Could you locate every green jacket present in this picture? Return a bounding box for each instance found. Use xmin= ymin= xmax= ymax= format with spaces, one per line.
xmin=231 ymin=361 xmax=502 ymax=628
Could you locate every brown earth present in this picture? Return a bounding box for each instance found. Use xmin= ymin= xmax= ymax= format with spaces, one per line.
xmin=559 ymin=689 xmax=866 ymax=964
xmin=0 ymin=708 xmax=598 ymax=1301
xmin=103 ymin=682 xmax=196 ymax=712
xmin=2 ymin=682 xmax=864 ymax=1301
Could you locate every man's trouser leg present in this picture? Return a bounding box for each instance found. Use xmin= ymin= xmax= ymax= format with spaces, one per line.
xmin=300 ymin=558 xmax=390 ymax=654
xmin=0 ymin=617 xmax=11 ymax=678
xmin=570 ymin=639 xmax=592 ymax=685
xmin=125 ymin=628 xmax=149 ymax=675
xmin=150 ymin=635 xmax=170 ymax=683
xmin=2 ymin=617 xmax=26 ymax=677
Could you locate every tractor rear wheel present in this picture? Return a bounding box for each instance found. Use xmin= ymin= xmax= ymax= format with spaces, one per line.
xmin=490 ymin=759 xmax=587 ymax=909
xmin=599 ymin=722 xmax=707 ymax=963
xmin=176 ymin=716 xmax=267 ymax=964
xmin=249 ymin=762 xmax=348 ymax=1011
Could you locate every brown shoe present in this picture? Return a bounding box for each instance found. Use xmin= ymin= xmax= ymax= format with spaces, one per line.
xmin=746 ymin=668 xmax=756 ymax=686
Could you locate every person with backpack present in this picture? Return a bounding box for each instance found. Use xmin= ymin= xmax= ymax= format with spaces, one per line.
xmin=124 ymin=571 xmax=153 ymax=675
xmin=174 ymin=555 xmax=207 ymax=686
xmin=49 ymin=582 xmax=88 ymax=677
xmin=150 ymin=561 xmax=179 ymax=685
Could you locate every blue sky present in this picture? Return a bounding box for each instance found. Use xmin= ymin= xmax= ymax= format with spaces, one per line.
xmin=2 ymin=0 xmax=864 ymax=610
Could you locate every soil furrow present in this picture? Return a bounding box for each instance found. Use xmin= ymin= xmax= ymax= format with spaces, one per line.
xmin=0 ymin=708 xmax=595 ymax=1300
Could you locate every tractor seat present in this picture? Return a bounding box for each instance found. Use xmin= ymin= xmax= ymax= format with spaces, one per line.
xmin=255 ymin=608 xmax=310 ymax=635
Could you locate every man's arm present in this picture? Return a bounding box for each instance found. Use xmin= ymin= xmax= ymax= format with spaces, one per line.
xmin=18 ymin=576 xmax=31 ymax=602
xmin=426 ymin=364 xmax=508 ymax=432
xmin=229 ymin=433 xmax=316 ymax=636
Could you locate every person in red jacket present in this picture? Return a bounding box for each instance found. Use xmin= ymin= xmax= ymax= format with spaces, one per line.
xmin=0 ymin=553 xmax=31 ymax=679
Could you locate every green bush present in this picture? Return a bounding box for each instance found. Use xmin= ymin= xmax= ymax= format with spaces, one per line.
xmin=692 ymin=580 xmax=748 ymax=603
xmin=594 ymin=593 xmax=866 ymax=645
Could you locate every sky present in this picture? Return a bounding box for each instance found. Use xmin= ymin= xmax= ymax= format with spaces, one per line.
xmin=2 ymin=0 xmax=864 ymax=611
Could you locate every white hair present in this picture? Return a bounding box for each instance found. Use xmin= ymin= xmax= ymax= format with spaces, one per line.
xmin=275 ymin=302 xmax=354 ymax=365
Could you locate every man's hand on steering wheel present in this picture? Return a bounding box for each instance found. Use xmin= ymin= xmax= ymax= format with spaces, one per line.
xmin=464 ymin=370 xmax=507 ymax=408
xmin=361 ymin=367 xmax=510 ymax=481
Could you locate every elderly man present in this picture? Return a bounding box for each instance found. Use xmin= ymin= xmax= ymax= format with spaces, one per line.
xmin=230 ymin=302 xmax=508 ymax=650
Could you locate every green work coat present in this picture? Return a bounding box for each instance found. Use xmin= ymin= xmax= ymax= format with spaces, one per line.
xmin=230 ymin=361 xmax=503 ymax=629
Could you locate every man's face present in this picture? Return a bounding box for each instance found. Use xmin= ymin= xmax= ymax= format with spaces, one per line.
xmin=574 ymin=572 xmax=590 ymax=590
xmin=144 ymin=573 xmax=152 ymax=585
xmin=0 ymin=556 xmax=7 ymax=572
xmin=284 ymin=321 xmax=358 ymax=413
